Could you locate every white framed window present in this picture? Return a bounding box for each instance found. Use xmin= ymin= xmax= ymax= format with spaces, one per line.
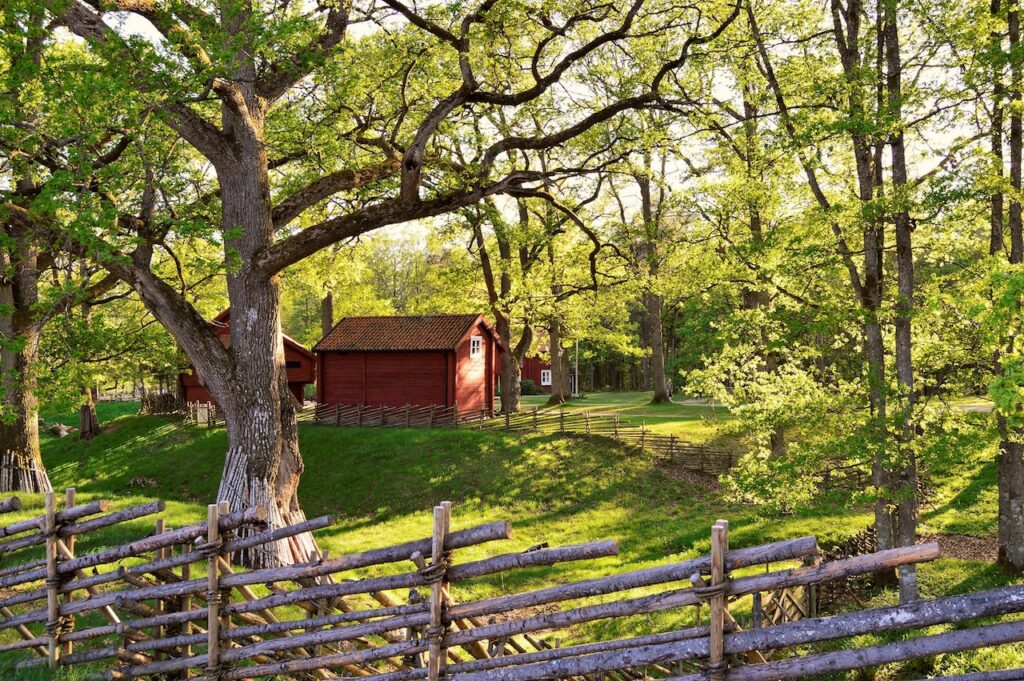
xmin=540 ymin=369 xmax=552 ymax=386
xmin=470 ymin=336 xmax=483 ymax=358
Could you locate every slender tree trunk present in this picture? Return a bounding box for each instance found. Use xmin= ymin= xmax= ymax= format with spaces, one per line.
xmin=999 ymin=0 xmax=1024 ymax=572
xmin=0 ymin=234 xmax=51 ymax=493
xmin=646 ymin=292 xmax=670 ymax=403
xmin=884 ymin=0 xmax=918 ymax=602
xmin=321 ymin=291 xmax=334 ymax=338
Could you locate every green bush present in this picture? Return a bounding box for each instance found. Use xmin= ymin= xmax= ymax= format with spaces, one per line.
xmin=521 ymin=379 xmax=540 ymax=395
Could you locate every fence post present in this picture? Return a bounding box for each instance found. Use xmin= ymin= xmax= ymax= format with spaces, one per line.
xmin=379 ymin=404 xmax=385 ymax=427
xmin=585 ymin=410 xmax=591 ymax=435
xmin=560 ymin=407 xmax=565 ymax=433
xmin=205 ymin=503 xmax=222 ymax=678
xmin=427 ymin=502 xmax=451 ymax=681
xmin=709 ymin=520 xmax=729 ymax=681
xmin=505 ymin=411 xmax=510 ymax=432
xmin=669 ymin=434 xmax=676 ymax=462
xmin=62 ymin=488 xmax=75 ymax=659
xmin=804 ymin=554 xmax=820 ymax=617
xmin=533 ymin=407 xmax=539 ymax=431
xmin=752 ymin=591 xmax=763 ymax=629
xmin=406 ymin=405 xmax=412 ymax=428
xmin=453 ymin=404 xmax=459 ymax=428
xmin=614 ymin=413 xmax=619 ymax=437
xmin=429 ymin=405 xmax=435 ymax=428
xmin=44 ymin=491 xmax=60 ymax=670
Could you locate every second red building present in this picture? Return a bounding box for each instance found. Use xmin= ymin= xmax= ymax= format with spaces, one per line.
xmin=314 ymin=314 xmax=505 ymax=415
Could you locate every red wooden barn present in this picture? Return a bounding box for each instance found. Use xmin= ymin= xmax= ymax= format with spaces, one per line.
xmin=178 ymin=309 xmax=317 ymax=405
xmin=314 ymin=314 xmax=505 ymax=415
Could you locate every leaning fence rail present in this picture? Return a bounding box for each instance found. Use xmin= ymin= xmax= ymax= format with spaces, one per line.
xmin=0 ymin=491 xmax=1022 ymax=679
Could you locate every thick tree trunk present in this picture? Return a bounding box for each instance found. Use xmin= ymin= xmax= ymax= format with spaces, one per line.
xmin=79 ymin=388 xmax=100 ymax=441
xmin=646 ymin=292 xmax=670 ymax=403
xmin=547 ymin=319 xmax=569 ymax=405
xmin=999 ymin=436 xmax=1024 ymax=568
xmin=0 ymin=338 xmax=50 ymax=493
xmin=207 ymin=81 xmax=316 ymax=568
xmin=0 ymin=241 xmax=51 ymax=493
xmin=496 ymin=313 xmax=532 ymax=414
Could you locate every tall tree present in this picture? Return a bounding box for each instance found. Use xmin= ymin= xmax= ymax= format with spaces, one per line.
xmin=51 ymin=0 xmax=740 ymax=565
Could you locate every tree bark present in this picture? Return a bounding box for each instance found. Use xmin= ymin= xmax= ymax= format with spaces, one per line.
xmin=0 ymin=231 xmax=51 ymax=493
xmin=884 ymin=0 xmax=919 ymax=602
xmin=79 ymin=388 xmax=100 ymax=441
xmin=634 ymin=169 xmax=670 ymax=404
xmin=646 ymin=292 xmax=670 ymax=403
xmin=547 ymin=318 xmax=569 ymax=405
xmin=321 ymin=291 xmax=334 ymax=339
xmin=999 ymin=0 xmax=1024 ymax=572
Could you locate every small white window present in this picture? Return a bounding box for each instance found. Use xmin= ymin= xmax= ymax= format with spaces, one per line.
xmin=540 ymin=369 xmax=552 ymax=386
xmin=470 ymin=336 xmax=483 ymax=358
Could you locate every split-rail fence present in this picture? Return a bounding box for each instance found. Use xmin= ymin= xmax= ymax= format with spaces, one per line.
xmin=0 ymin=491 xmax=1022 ymax=679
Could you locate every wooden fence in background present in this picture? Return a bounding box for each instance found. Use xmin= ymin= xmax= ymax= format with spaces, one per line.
xmin=178 ymin=401 xmax=736 ymax=475
xmin=1 ymin=492 xmax=1024 ymax=679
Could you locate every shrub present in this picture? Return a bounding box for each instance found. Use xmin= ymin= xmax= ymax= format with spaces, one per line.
xmin=521 ymin=379 xmax=540 ymax=395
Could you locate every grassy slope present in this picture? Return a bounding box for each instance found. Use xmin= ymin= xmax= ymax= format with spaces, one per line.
xmin=2 ymin=395 xmax=1019 ymax=678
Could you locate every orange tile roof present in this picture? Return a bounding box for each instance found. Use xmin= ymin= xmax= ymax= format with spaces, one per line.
xmin=314 ymin=314 xmax=491 ymax=352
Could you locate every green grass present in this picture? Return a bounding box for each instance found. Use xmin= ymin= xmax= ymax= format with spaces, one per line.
xmin=516 ymin=391 xmax=733 ymax=440
xmin=0 ymin=396 xmax=1020 ymax=679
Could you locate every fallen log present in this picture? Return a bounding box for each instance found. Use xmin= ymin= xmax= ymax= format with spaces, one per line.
xmin=0 ymin=496 xmax=20 ymax=513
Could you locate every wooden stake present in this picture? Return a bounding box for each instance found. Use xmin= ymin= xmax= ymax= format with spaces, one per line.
xmin=709 ymin=520 xmax=728 ymax=680
xmin=427 ymin=502 xmax=451 ymax=681
xmin=63 ymin=488 xmax=75 ymax=658
xmin=205 ymin=503 xmax=221 ymax=677
xmin=44 ymin=492 xmax=59 ymax=669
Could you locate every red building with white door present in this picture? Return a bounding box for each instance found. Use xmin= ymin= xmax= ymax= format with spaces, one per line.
xmin=314 ymin=314 xmax=505 ymax=415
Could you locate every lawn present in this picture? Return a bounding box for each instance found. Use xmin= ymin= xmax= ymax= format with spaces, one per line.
xmin=0 ymin=396 xmax=1019 ymax=679
xmin=515 ymin=391 xmax=732 ymax=440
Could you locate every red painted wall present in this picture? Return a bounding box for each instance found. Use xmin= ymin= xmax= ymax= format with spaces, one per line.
xmin=316 ymin=320 xmax=501 ymax=414
xmin=317 ymin=351 xmax=449 ymax=407
xmin=521 ymin=356 xmax=552 ymax=393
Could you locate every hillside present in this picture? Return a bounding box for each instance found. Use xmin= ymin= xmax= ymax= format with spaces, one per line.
xmin=1 ymin=400 xmax=1017 ymax=678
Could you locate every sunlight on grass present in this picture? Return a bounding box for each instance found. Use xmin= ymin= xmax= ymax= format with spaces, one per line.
xmin=0 ymin=397 xmax=1019 ymax=678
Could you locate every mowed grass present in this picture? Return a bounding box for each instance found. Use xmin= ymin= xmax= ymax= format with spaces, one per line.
xmin=516 ymin=391 xmax=732 ymax=440
xmin=0 ymin=397 xmax=1019 ymax=678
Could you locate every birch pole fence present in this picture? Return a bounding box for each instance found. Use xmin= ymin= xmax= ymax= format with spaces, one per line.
xmin=0 ymin=492 xmax=1022 ymax=680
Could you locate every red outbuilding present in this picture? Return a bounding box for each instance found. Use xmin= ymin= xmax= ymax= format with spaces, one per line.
xmin=314 ymin=314 xmax=505 ymax=415
xmin=521 ymin=355 xmax=553 ymax=393
xmin=178 ymin=309 xmax=317 ymax=405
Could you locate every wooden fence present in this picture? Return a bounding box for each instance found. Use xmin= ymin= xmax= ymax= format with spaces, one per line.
xmin=1 ymin=491 xmax=1024 ymax=679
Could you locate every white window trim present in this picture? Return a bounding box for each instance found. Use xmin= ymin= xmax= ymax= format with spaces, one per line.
xmin=470 ymin=335 xmax=483 ymax=358
xmin=540 ymin=369 xmax=552 ymax=386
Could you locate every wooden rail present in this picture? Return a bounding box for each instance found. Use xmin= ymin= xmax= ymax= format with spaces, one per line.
xmin=0 ymin=492 xmax=1020 ymax=679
